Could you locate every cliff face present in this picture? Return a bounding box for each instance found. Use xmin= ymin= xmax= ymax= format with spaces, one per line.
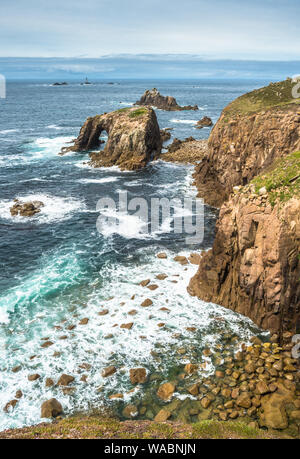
xmin=189 ymin=152 xmax=300 ymax=339
xmin=61 ymin=107 xmax=162 ymax=171
xmin=194 ymin=80 xmax=300 ymax=207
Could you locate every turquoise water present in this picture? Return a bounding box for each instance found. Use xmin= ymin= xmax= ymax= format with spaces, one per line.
xmin=0 ymin=79 xmax=269 ymax=429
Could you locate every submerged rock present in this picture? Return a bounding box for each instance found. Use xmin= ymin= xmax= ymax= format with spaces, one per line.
xmin=135 ymin=88 xmax=198 ymax=111
xmin=157 ymin=382 xmax=176 ymax=400
xmin=61 ymin=107 xmax=161 ymax=171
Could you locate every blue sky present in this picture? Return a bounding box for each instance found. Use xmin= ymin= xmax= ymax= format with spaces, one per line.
xmin=1 ymin=0 xmax=299 ymax=59
xmin=0 ymin=0 xmax=299 ymax=79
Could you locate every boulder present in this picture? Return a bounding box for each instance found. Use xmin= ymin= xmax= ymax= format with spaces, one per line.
xmin=157 ymin=382 xmax=176 ymax=400
xmin=45 ymin=378 xmax=54 ymax=388
xmin=3 ymin=400 xmax=18 ymax=413
xmin=122 ymin=404 xmax=138 ymax=419
xmin=10 ymin=200 xmax=44 ymax=218
xmin=135 ymin=88 xmax=198 ymax=111
xmin=259 ymin=393 xmax=289 ymax=429
xmin=129 ymin=368 xmax=147 ymax=384
xmin=57 ymin=374 xmax=75 ymax=386
xmin=154 ymin=409 xmax=171 ymax=422
xmin=140 ymin=279 xmax=150 ymax=287
xmin=120 ymin=323 xmax=133 ymax=330
xmin=79 ymin=318 xmax=89 ymax=325
xmin=173 ymin=256 xmax=188 ymax=265
xmin=160 ymin=129 xmax=172 ymax=142
xmin=141 ymin=299 xmax=153 ymax=307
xmin=102 ymin=366 xmax=117 ymax=378
xmin=195 ymin=117 xmax=213 ymax=129
xmin=41 ymin=399 xmax=63 ymax=419
xmin=201 ymin=397 xmax=212 ymax=409
xmin=28 ymin=374 xmax=40 ymax=381
xmin=236 ymin=393 xmax=252 ymax=409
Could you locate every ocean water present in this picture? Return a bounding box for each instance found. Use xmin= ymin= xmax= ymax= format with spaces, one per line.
xmin=0 ymin=79 xmax=270 ymax=430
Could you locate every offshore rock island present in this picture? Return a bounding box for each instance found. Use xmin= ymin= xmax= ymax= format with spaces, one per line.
xmin=134 ymin=88 xmax=199 ymax=111
xmin=61 ymin=106 xmax=162 ymax=171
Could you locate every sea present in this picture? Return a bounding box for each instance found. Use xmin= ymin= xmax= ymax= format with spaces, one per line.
xmin=0 ymin=78 xmax=270 ymax=430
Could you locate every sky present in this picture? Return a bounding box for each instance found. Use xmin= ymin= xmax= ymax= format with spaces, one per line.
xmin=0 ymin=0 xmax=299 ymax=79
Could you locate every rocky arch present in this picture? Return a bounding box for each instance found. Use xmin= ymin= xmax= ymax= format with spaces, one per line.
xmin=61 ymin=107 xmax=162 ymax=171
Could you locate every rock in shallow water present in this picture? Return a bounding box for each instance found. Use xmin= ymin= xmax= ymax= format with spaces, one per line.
xmin=10 ymin=200 xmax=44 ymax=217
xmin=41 ymin=399 xmax=63 ymax=419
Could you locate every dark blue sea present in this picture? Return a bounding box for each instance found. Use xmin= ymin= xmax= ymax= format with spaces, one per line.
xmin=0 ymin=79 xmax=269 ymax=429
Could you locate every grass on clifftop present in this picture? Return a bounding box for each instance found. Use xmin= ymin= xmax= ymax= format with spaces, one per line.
xmin=223 ymin=79 xmax=300 ymax=118
xmin=252 ymin=151 xmax=300 ymax=206
xmin=129 ymin=108 xmax=149 ymax=118
xmin=0 ymin=417 xmax=288 ymax=440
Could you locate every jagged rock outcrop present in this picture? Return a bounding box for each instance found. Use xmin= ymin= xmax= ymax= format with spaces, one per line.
xmin=135 ymin=88 xmax=198 ymax=111
xmin=194 ymin=80 xmax=300 ymax=207
xmin=10 ymin=200 xmax=44 ymax=217
xmin=167 ymin=137 xmax=195 ymax=153
xmin=189 ymin=152 xmax=300 ymax=339
xmin=196 ymin=117 xmax=213 ymax=129
xmin=61 ymin=107 xmax=162 ymax=171
xmin=160 ymin=138 xmax=208 ymax=164
xmin=160 ymin=128 xmax=172 ymax=143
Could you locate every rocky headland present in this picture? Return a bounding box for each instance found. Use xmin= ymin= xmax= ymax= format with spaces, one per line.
xmin=61 ymin=107 xmax=162 ymax=171
xmin=135 ymin=88 xmax=198 ymax=111
xmin=188 ymin=79 xmax=300 ymax=343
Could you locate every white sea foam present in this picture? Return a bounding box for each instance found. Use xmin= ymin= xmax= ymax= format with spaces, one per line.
xmin=0 ymin=246 xmax=266 ymax=431
xmin=170 ymin=119 xmax=197 ymax=125
xmin=79 ymin=177 xmax=119 ymax=184
xmin=0 ymin=136 xmax=74 ymax=168
xmin=0 ymin=193 xmax=86 ymax=224
xmin=0 ymin=129 xmax=19 ymax=135
xmin=46 ymin=124 xmax=64 ymax=130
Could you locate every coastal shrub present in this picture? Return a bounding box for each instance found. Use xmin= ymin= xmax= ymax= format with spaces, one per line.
xmin=252 ymin=150 xmax=300 ymax=206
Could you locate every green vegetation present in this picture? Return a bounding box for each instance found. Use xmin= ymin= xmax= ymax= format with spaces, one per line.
xmin=129 ymin=108 xmax=148 ymax=118
xmin=223 ymin=79 xmax=300 ymax=118
xmin=252 ymin=151 xmax=300 ymax=206
xmin=0 ymin=416 xmax=289 ymax=439
xmin=116 ymin=107 xmax=130 ymax=113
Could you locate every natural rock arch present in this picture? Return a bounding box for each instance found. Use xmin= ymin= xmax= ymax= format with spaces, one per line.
xmin=61 ymin=107 xmax=162 ymax=170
